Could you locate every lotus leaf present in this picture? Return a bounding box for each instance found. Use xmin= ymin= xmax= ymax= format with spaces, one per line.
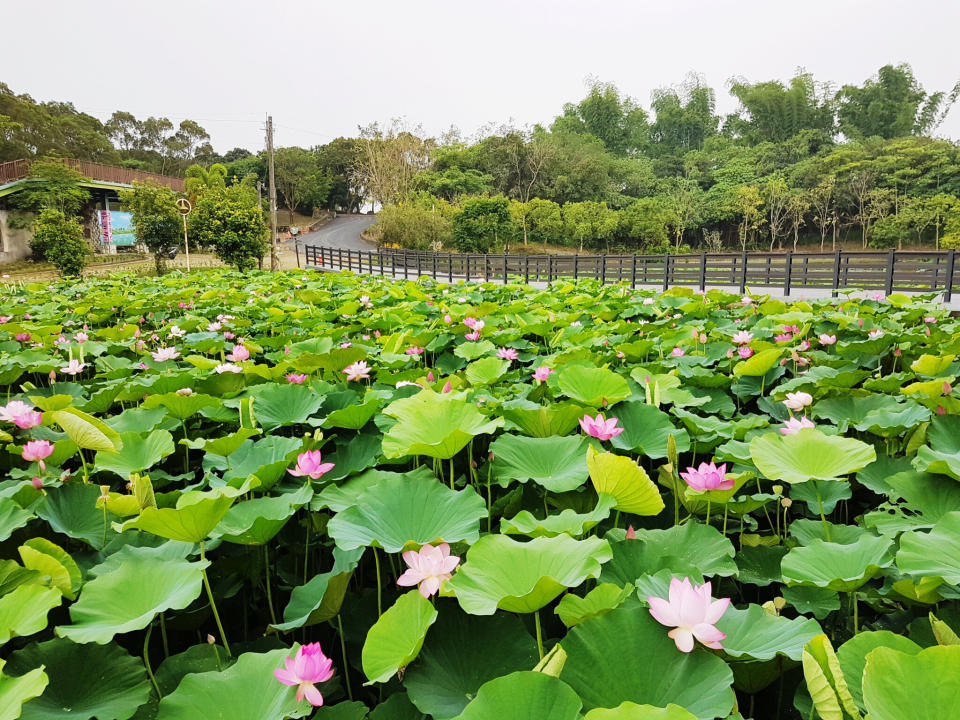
xmin=586 ymin=446 xmax=664 ymax=516
xmin=382 ymin=390 xmax=503 ymax=460
xmin=750 ymin=428 xmax=876 ymax=484
xmin=782 ymin=534 xmax=894 ymax=592
xmin=452 ymin=671 xmax=582 ymax=720
xmin=362 ymin=590 xmax=438 ymax=684
xmin=862 ymin=645 xmax=960 ymax=720
xmin=490 ymin=433 xmax=591 ymax=492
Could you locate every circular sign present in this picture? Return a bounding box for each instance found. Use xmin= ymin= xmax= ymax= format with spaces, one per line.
xmin=176 ymin=198 xmax=192 ymax=215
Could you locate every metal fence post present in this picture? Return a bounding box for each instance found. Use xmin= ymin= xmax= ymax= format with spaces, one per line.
xmin=295 ymin=244 xmax=301 ymax=268
xmin=338 ymin=247 xmax=343 ymax=269
xmin=698 ymin=252 xmax=707 ymax=292
xmin=601 ymin=254 xmax=607 ymax=284
xmin=663 ymin=253 xmax=671 ymax=291
xmin=884 ymin=249 xmax=895 ymax=295
xmin=783 ymin=251 xmax=793 ymax=296
xmin=403 ymin=251 xmax=409 ymax=280
xmin=465 ymin=255 xmax=470 ymax=283
xmin=524 ymin=255 xmax=530 ymax=283
xmin=548 ymin=255 xmax=554 ymax=284
xmin=573 ymin=254 xmax=579 ymax=281
xmin=739 ymin=252 xmax=748 ymax=294
xmin=416 ymin=251 xmax=422 ymax=278
xmin=448 ymin=252 xmax=453 ymax=283
xmin=503 ymin=253 xmax=508 ymax=285
xmin=946 ymin=249 xmax=956 ymax=302
xmin=631 ymin=254 xmax=637 ymax=289
xmin=831 ymin=250 xmax=842 ymax=297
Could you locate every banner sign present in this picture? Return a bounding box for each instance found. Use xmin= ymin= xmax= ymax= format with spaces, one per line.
xmin=99 ymin=210 xmax=112 ymax=244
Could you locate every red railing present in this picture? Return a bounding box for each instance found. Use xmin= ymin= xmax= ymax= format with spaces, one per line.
xmin=0 ymin=158 xmax=185 ymax=191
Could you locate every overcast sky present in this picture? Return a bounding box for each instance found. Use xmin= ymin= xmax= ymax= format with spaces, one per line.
xmin=7 ymin=0 xmax=960 ymax=153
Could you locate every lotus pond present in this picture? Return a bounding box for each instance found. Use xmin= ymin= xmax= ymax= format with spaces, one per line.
xmin=0 ymin=270 xmax=958 ymax=720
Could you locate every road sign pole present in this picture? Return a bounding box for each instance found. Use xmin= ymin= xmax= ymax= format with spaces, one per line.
xmin=182 ymin=214 xmax=190 ymax=271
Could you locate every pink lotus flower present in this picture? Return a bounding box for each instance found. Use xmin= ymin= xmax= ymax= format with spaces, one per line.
xmin=15 ymin=333 xmax=30 ymax=342
xmin=14 ymin=411 xmax=42 ymax=429
xmin=783 ymin=325 xmax=800 ymax=334
xmin=732 ymin=331 xmax=753 ymax=345
xmin=648 ymin=578 xmax=730 ymax=652
xmin=773 ymin=333 xmax=792 ymax=343
xmin=781 ymin=417 xmax=815 ymax=435
xmin=22 ymin=439 xmax=54 ymax=471
xmin=406 ymin=346 xmax=425 ymax=356
xmin=782 ymin=391 xmax=813 ymax=412
xmin=214 ymin=363 xmax=242 ymax=374
xmin=532 ymin=366 xmax=553 ymax=382
xmin=741 ymin=295 xmax=753 ymax=305
xmin=819 ymin=334 xmax=836 ymax=345
xmin=937 ymin=405 xmax=946 ymax=415
xmin=427 ymin=371 xmax=435 ymax=382
xmin=75 ymin=332 xmax=88 ymax=344
xmin=288 ymin=450 xmax=334 ymax=480
xmin=441 ymin=380 xmax=452 ymax=393
xmin=397 ymin=542 xmax=460 ymax=598
xmin=497 ymin=347 xmax=518 ymax=362
xmin=679 ymin=461 xmax=731 ymax=491
xmin=443 ymin=314 xmax=452 ymax=324
xmin=274 ymin=643 xmax=334 ymax=707
xmin=342 ymin=361 xmax=370 ymax=382
xmin=671 ymin=347 xmax=685 ymax=357
xmin=286 ymin=373 xmax=307 ymax=384
xmin=868 ymin=329 xmax=884 ymax=339
xmin=207 ymin=321 xmax=222 ymax=332
xmin=228 ymin=344 xmax=250 ymax=362
xmin=625 ymin=525 xmax=637 ymax=539
xmin=579 ymin=413 xmax=624 ymax=441
xmin=60 ymin=359 xmax=86 ymax=376
xmin=943 ymin=382 xmax=953 ymax=396
xmin=339 ymin=342 xmax=352 ymax=349
xmin=0 ymin=401 xmax=36 ymax=424
xmin=465 ymin=331 xmax=480 ymax=341
xmin=463 ymin=317 xmax=479 ymax=329
xmin=31 ymin=476 xmax=43 ymax=490
xmin=924 ymin=317 xmax=937 ymax=324
xmin=737 ymin=346 xmax=753 ymax=359
xmin=151 ymin=347 xmax=180 ymax=362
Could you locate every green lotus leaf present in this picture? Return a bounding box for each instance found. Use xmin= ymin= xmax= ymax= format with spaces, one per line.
xmin=452 ymin=672 xmax=581 ymax=720
xmin=837 ymin=631 xmax=922 ymax=710
xmin=501 ymin=494 xmax=617 ymax=538
xmin=0 ymin=659 xmax=48 ymax=720
xmin=811 ymin=394 xmax=891 ymax=432
xmin=599 ymin=524 xmax=737 ymax=584
xmin=94 ymin=429 xmax=174 ymax=479
xmin=322 ymin=394 xmax=381 ymax=430
xmin=35 ymin=483 xmax=120 ymax=550
xmin=181 ymin=428 xmax=261 ymax=457
xmin=142 ymin=392 xmax=220 ymax=420
xmin=716 ymin=604 xmax=822 ymax=661
xmin=862 ymin=646 xmax=960 ymax=720
xmin=272 ymin=546 xmax=364 ymax=631
xmin=157 ymin=647 xmax=314 ymax=719
xmin=114 ymin=481 xmax=254 ymax=543
xmin=48 ymin=408 xmax=122 ymax=454
xmin=852 ymin=401 xmax=930 ymax=437
xmin=0 ymin=497 xmax=34 ymax=543
xmin=403 ymin=610 xmax=539 ymax=719
xmin=105 ymin=406 xmax=169 ymax=434
xmin=609 ymin=402 xmax=691 ymax=459
xmin=382 ymin=390 xmax=503 ymax=460
xmin=18 ymin=538 xmax=80 ymax=600
xmin=897 ymin=511 xmax=960 ymax=583
xmin=214 ymin=484 xmax=313 ymax=545
xmin=556 ymin=582 xmax=634 ymax=628
xmin=243 ymin=382 xmax=325 ymax=431
xmin=7 ymin=638 xmax=150 ymax=720
xmin=0 ymin=585 xmax=61 ymax=646
xmin=501 ymin=400 xmax=588 ymax=438
xmin=912 ymin=415 xmax=960 ymax=480
xmin=57 ymin=545 xmax=208 ymax=644
xmin=362 ymin=590 xmax=438 ymax=684
xmin=582 ymin=704 xmax=698 ymax=720
xmin=327 ymin=473 xmax=486 ymax=552
xmin=559 ymin=607 xmax=735 ymax=718
xmin=490 ymin=434 xmax=591 ymax=492
xmin=733 ymin=348 xmax=782 ymax=376
xmin=447 ymin=534 xmax=611 ymax=615
xmin=465 ymin=357 xmax=510 ymax=386
xmin=749 ymin=428 xmax=877 ymax=484
xmin=154 ymin=644 xmax=235 ymax=696
xmin=781 ymin=587 xmax=841 ymax=619
xmin=455 ymin=340 xmax=496 ymax=361
xmin=312 ymin=467 xmax=434 ymax=513
xmin=214 ymin=435 xmax=304 ymax=490
xmin=781 ymin=534 xmax=894 ymax=592
xmin=910 ymin=353 xmax=956 ymax=377
xmin=586 ymin=446 xmax=664 ymax=516
xmin=556 ymin=365 xmax=631 ymax=407
xmin=802 ymin=634 xmax=861 ymax=720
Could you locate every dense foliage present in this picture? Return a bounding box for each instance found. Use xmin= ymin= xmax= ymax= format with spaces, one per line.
xmin=189 ymin=184 xmax=270 ymax=271
xmin=0 ymin=267 xmax=958 ymax=719
xmin=29 ymin=208 xmax=87 ymax=275
xmin=119 ymin=181 xmax=183 ymax=275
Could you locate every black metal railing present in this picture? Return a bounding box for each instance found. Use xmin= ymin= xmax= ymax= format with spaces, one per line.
xmin=299 ymin=245 xmax=959 ymax=302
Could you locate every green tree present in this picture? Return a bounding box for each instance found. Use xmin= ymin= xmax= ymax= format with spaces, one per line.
xmin=552 ymin=79 xmax=648 ymax=155
xmin=662 ymin=177 xmax=704 ymax=250
xmin=190 ymin=184 xmax=269 ymax=271
xmin=33 ymin=208 xmax=88 ymax=276
xmin=726 ymin=72 xmax=835 ymax=144
xmin=562 ymin=200 xmax=618 ymax=251
xmin=119 ymin=181 xmax=182 ymax=274
xmin=526 ymin=198 xmax=564 ymax=245
xmin=451 ymin=195 xmax=514 ymax=252
xmin=763 ymin=175 xmax=791 ymax=250
xmin=369 ymin=195 xmax=453 ymax=250
xmin=617 ymin=197 xmax=672 ymax=250
xmin=729 ymin=184 xmax=765 ymax=251
xmin=10 ymin=160 xmax=90 ymax=218
xmin=273 ymin=147 xmax=326 ymax=223
xmin=649 ymin=74 xmax=719 ymax=156
xmin=184 ymin=163 xmax=227 ymax=201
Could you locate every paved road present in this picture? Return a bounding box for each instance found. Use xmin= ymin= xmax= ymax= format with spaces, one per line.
xmin=296 ymin=214 xmax=377 ymax=252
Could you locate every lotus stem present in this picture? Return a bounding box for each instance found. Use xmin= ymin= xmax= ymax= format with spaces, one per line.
xmin=449 ymin=457 xmax=455 ymax=490
xmin=814 ymin=482 xmax=832 ymax=542
xmin=534 ymin=610 xmax=544 ymax=661
xmin=303 ymin=518 xmax=310 ymax=584
xmin=851 ymin=591 xmax=858 ymax=634
xmin=200 ymin=542 xmax=231 ymax=657
xmin=264 ymin=545 xmax=277 ymax=627
xmin=159 ymin=613 xmax=169 ymax=659
xmin=144 ymin=621 xmax=161 ymax=699
xmin=337 ymin=614 xmax=353 ymax=701
xmin=374 ymin=546 xmax=383 ymax=617
xmin=722 ymin=505 xmax=728 ymax=536
xmin=705 ymin=500 xmax=711 ymax=527
xmin=79 ymin=450 xmax=89 ymax=483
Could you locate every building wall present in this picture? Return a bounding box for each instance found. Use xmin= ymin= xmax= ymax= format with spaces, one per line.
xmin=0 ymin=209 xmax=33 ymax=262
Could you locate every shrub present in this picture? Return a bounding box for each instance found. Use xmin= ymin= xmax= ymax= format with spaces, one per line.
xmin=370 ymin=198 xmax=453 ymax=250
xmin=189 ymin=183 xmax=269 ymax=271
xmin=451 ymin=195 xmax=514 ymax=252
xmin=119 ymin=181 xmax=182 ymax=275
xmin=33 ymin=208 xmax=88 ymax=276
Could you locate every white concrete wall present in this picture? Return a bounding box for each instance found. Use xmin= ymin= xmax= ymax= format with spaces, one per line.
xmin=0 ymin=210 xmax=33 ymax=262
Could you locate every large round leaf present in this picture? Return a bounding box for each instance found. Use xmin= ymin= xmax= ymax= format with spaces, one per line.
xmin=465 ymin=357 xmax=510 ymax=386
xmin=48 ymin=407 xmax=123 ymax=454
xmin=213 ymin=436 xmax=304 ymax=489
xmin=242 ymin=383 xmax=325 ymax=430
xmin=609 ymin=403 xmax=691 ymax=459
xmin=715 ymin=604 xmax=822 ymax=661
xmin=57 ymin=545 xmax=208 ymax=644
xmin=897 ymin=511 xmax=960 ymax=583
xmin=599 ymin=524 xmax=737 ymax=585
xmin=0 ymin=659 xmax=48 ymax=720
xmin=559 ymin=607 xmax=735 ymax=719
xmin=501 ymin=401 xmax=588 ymax=438
xmin=836 ymin=631 xmax=922 ymax=710
xmin=362 ymin=590 xmax=438 ymax=684
xmin=114 ymin=483 xmax=251 ymax=543
xmin=214 ymin=484 xmax=313 ymax=545
xmin=0 ymin=585 xmax=61 ymax=645
xmin=586 ymin=446 xmax=664 ymax=516
xmin=557 ymin=366 xmax=631 ymax=407
xmin=404 ymin=609 xmax=539 ymax=719
xmin=490 ymin=434 xmax=590 ymax=492
xmin=94 ymin=429 xmax=174 ymax=479
xmin=7 ymin=638 xmax=150 ymax=720
xmin=382 ymin=390 xmax=503 ymax=460
xmin=452 ymin=672 xmax=582 ymax=720
xmin=749 ymin=428 xmax=876 ymax=484
xmin=501 ymin=495 xmax=617 ymax=538
xmin=327 ymin=473 xmax=486 ymax=553
xmin=272 ymin=547 xmax=364 ymax=632
xmin=447 ymin=534 xmax=612 ymax=615
xmin=157 ymin=647 xmax=314 ymax=719
xmin=781 ymin=534 xmax=894 ymax=593
xmin=35 ymin=482 xmax=119 ymax=550
xmin=582 ymin=704 xmax=697 ymax=720
xmin=862 ymin=646 xmax=960 ymax=720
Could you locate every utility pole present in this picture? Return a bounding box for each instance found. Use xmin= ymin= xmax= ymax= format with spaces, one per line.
xmin=266 ymin=115 xmax=279 ymax=270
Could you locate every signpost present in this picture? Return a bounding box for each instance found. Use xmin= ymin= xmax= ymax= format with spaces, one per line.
xmin=176 ymin=197 xmax=192 ymax=271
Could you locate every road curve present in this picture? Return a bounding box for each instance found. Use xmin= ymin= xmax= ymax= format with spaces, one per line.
xmin=296 ymin=214 xmax=378 ymax=252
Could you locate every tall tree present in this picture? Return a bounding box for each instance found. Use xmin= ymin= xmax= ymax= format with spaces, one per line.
xmin=726 ymin=71 xmax=835 ymax=144
xmin=551 ymin=79 xmax=648 ymax=155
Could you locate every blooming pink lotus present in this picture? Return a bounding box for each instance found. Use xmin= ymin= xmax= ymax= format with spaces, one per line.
xmin=406 ymin=346 xmax=425 ymax=356
xmin=648 ymin=578 xmax=730 ymax=652
xmin=465 ymin=331 xmax=481 ymax=341
xmin=579 ymin=413 xmax=624 ymax=441
xmin=274 ymin=642 xmax=334 ymax=707
xmin=773 ymin=333 xmax=792 ymax=343
xmin=288 ymin=450 xmax=334 ymax=480
xmin=75 ymin=332 xmax=88 ymax=344
xmin=13 ymin=411 xmax=42 ymax=430
xmin=868 ymin=329 xmax=884 ymax=339
xmin=680 ymin=461 xmax=731 ymax=491
xmin=737 ymin=346 xmax=753 ymax=359
xmin=60 ymin=359 xmax=86 ymax=376
xmin=732 ymin=330 xmax=753 ymax=344
xmin=14 ymin=333 xmax=30 ymax=342
xmin=214 ymin=363 xmax=242 ymax=374
xmin=671 ymin=347 xmax=685 ymax=357
xmin=22 ymin=439 xmax=54 ymax=471
xmin=151 ymin=347 xmax=180 ymax=362
xmin=397 ymin=542 xmax=460 ymax=598
xmin=286 ymin=373 xmax=307 ymax=384
xmin=0 ymin=401 xmax=36 ymax=424
xmin=532 ymin=366 xmax=553 ymax=382
xmin=781 ymin=417 xmax=815 ymax=435
xmin=228 ymin=344 xmax=250 ymax=362
xmin=463 ymin=317 xmax=479 ymax=329
xmin=443 ymin=314 xmax=452 ymax=324
xmin=342 ymin=361 xmax=370 ymax=382
xmin=782 ymin=391 xmax=813 ymax=412
xmin=497 ymin=348 xmax=518 ymax=362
